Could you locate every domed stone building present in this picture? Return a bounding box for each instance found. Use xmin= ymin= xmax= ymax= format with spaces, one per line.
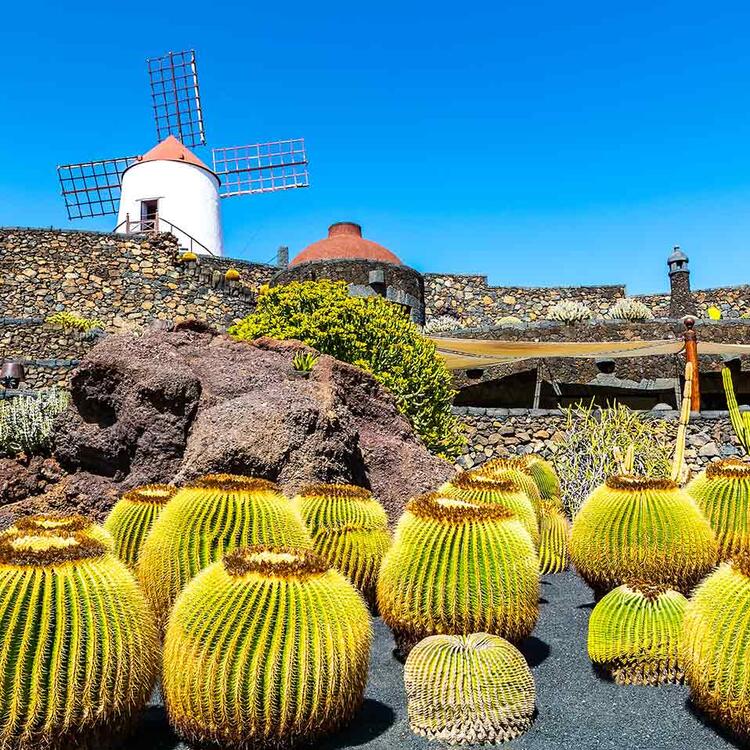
xmin=273 ymin=222 xmax=425 ymax=323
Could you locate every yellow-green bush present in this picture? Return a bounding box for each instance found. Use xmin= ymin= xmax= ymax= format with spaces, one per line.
xmin=0 ymin=529 xmax=158 ymax=749
xmin=104 ymin=484 xmax=177 ymax=569
xmin=138 ymin=473 xmax=312 ymax=627
xmin=588 ymin=583 xmax=687 ymax=685
xmin=469 ymin=457 xmax=543 ymax=516
xmin=404 ymin=633 xmax=535 ymax=744
xmin=7 ymin=513 xmax=113 ymax=550
xmin=683 ymin=555 xmax=750 ymax=741
xmin=377 ymin=493 xmax=539 ymax=656
xmin=294 ymin=483 xmax=390 ymax=606
xmin=228 ymin=280 xmax=464 ymax=458
xmin=45 ymin=311 xmax=104 ymax=332
xmin=163 ymin=545 xmax=371 ymax=749
xmin=538 ymin=500 xmax=570 ymax=574
xmin=570 ymin=475 xmax=717 ymax=594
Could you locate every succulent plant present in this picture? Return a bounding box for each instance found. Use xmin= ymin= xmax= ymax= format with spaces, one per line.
xmin=138 ymin=473 xmax=313 ymax=627
xmin=224 ymin=267 xmax=240 ymax=281
xmin=547 ymin=300 xmax=593 ymax=324
xmin=404 ymin=633 xmax=535 ymax=745
xmin=683 ymin=555 xmax=750 ymax=741
xmin=293 ymin=483 xmax=390 ymax=606
xmin=607 ymin=298 xmax=655 ymax=321
xmin=377 ymin=492 xmax=539 ymax=657
xmin=423 ymin=315 xmax=463 ymax=335
xmin=163 ymin=545 xmax=371 ymax=749
xmin=469 ymin=456 xmax=544 ymax=516
xmin=439 ymin=472 xmax=540 ymax=546
xmin=588 ymin=583 xmax=687 ymax=685
xmin=722 ymin=366 xmax=750 ymax=454
xmin=7 ymin=513 xmax=113 ymax=550
xmin=519 ymin=454 xmax=562 ymax=501
xmin=0 ymin=528 xmax=158 ymax=749
xmin=570 ymin=475 xmax=718 ymax=594
xmin=496 ymin=315 xmax=523 ymax=326
xmin=104 ymin=484 xmax=177 ymax=569
xmin=179 ymin=250 xmax=198 ymax=262
xmin=538 ymin=500 xmax=570 ymax=574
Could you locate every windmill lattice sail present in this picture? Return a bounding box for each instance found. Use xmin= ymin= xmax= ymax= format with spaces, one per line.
xmin=57 ymin=156 xmax=137 ymax=219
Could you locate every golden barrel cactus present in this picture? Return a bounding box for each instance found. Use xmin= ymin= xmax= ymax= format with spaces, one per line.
xmin=138 ymin=473 xmax=312 ymax=627
xmin=7 ymin=513 xmax=113 ymax=550
xmin=570 ymin=475 xmax=717 ymax=594
xmin=104 ymin=484 xmax=177 ymax=569
xmin=588 ymin=583 xmax=687 ymax=685
xmin=377 ymin=493 xmax=539 ymax=656
xmin=469 ymin=456 xmax=544 ymax=515
xmin=404 ymin=633 xmax=535 ymax=745
xmin=686 ymin=458 xmax=750 ymax=561
xmin=163 ymin=545 xmax=372 ymax=749
xmin=683 ymin=555 xmax=750 ymax=741
xmin=439 ymin=472 xmax=540 ymax=546
xmin=519 ymin=454 xmax=561 ymax=501
xmin=538 ymin=500 xmax=570 ymax=575
xmin=0 ymin=529 xmax=158 ymax=749
xmin=294 ymin=483 xmax=390 ymax=606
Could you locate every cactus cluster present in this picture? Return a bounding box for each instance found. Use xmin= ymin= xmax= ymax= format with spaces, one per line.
xmin=404 ymin=633 xmax=536 ymax=745
xmin=588 ymin=583 xmax=687 ymax=685
xmin=377 ymin=492 xmax=539 ymax=656
xmin=570 ymin=475 xmax=717 ymax=594
xmin=104 ymin=484 xmax=177 ymax=569
xmin=0 ymin=528 xmax=158 ymax=749
xmin=163 ymin=545 xmax=371 ymax=749
xmin=687 ymin=459 xmax=750 ymax=561
xmin=469 ymin=456 xmax=544 ymax=515
xmin=138 ymin=473 xmax=312 ymax=627
xmin=538 ymin=501 xmax=570 ymax=575
xmin=294 ymin=483 xmax=390 ymax=606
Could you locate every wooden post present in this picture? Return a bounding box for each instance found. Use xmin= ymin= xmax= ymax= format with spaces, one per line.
xmin=125 ymin=213 xmax=130 ymax=233
xmin=684 ymin=317 xmax=700 ymax=412
xmin=533 ymin=366 xmax=542 ymax=410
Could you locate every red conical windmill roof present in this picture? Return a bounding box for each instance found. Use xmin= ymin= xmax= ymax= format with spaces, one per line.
xmin=132 ymin=135 xmax=214 ymax=173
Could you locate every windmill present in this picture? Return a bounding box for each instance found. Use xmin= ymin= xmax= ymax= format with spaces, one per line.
xmin=56 ymin=49 xmax=309 ymax=257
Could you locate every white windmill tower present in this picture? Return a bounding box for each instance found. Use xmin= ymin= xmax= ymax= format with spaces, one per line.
xmin=57 ymin=50 xmax=309 ymax=257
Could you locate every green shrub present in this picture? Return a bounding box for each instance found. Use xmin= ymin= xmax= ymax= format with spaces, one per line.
xmin=229 ymin=280 xmax=464 ymax=458
xmin=45 ymin=311 xmax=104 ymax=332
xmin=292 ymin=350 xmax=319 ymax=372
xmin=0 ymin=389 xmax=69 ymax=456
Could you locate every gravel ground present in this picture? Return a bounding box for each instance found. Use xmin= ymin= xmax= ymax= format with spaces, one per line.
xmin=120 ymin=571 xmax=740 ymax=750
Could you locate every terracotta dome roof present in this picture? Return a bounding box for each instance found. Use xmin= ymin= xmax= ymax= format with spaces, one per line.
xmin=125 ymin=135 xmax=214 ymax=175
xmin=290 ymin=222 xmax=402 ymax=267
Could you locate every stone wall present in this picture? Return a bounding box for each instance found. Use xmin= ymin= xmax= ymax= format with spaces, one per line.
xmin=693 ymin=286 xmax=750 ymax=319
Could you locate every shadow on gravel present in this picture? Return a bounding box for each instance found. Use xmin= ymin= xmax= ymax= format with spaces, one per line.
xmin=576 ymin=601 xmax=596 ymax=610
xmin=319 ymin=700 xmax=396 ymax=748
xmin=119 ymin=705 xmax=180 ymax=750
xmin=685 ymin=698 xmax=745 ymax=749
xmin=519 ymin=636 xmax=551 ymax=667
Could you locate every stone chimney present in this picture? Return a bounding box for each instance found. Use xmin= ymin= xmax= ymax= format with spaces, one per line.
xmin=668 ymin=246 xmax=696 ymax=317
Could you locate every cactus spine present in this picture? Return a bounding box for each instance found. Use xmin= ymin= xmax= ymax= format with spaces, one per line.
xmin=538 ymin=500 xmax=570 ymax=574
xmin=377 ymin=493 xmax=539 ymax=656
xmin=469 ymin=457 xmax=544 ymax=515
xmin=8 ymin=513 xmax=113 ymax=550
xmin=404 ymin=633 xmax=535 ymax=745
xmin=0 ymin=529 xmax=158 ymax=749
xmin=163 ymin=545 xmax=372 ymax=749
xmin=687 ymin=459 xmax=750 ymax=561
xmin=138 ymin=473 xmax=313 ymax=627
xmin=570 ymin=475 xmax=717 ymax=594
xmin=294 ymin=483 xmax=390 ymax=606
xmin=588 ymin=583 xmax=687 ymax=685
xmin=683 ymin=555 xmax=750 ymax=741
xmin=104 ymin=484 xmax=177 ymax=569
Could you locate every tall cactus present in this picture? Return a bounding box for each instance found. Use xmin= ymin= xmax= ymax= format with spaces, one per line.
xmin=8 ymin=513 xmax=113 ymax=550
xmin=671 ymin=361 xmax=693 ymax=483
xmin=519 ymin=454 xmax=561 ymax=502
xmin=538 ymin=500 xmax=570 ymax=574
xmin=138 ymin=473 xmax=313 ymax=627
xmin=723 ymin=366 xmax=750 ymax=453
xmin=0 ymin=529 xmax=158 ymax=749
xmin=163 ymin=545 xmax=372 ymax=750
xmin=377 ymin=492 xmax=539 ymax=657
xmin=469 ymin=456 xmax=543 ymax=515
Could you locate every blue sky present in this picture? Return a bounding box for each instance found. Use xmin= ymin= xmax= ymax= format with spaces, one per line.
xmin=1 ymin=1 xmax=749 ymax=294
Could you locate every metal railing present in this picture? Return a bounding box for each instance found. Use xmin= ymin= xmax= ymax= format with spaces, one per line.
xmin=112 ymin=213 xmax=216 ymax=256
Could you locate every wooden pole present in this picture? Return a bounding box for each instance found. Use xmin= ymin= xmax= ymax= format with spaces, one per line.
xmin=684 ymin=317 xmax=700 ymax=412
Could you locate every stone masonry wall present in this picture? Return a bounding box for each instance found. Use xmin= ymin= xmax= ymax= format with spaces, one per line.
xmin=693 ymin=286 xmax=750 ymax=319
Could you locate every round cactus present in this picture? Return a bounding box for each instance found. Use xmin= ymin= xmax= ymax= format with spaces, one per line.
xmin=519 ymin=454 xmax=562 ymax=501
xmin=224 ymin=267 xmax=240 ymax=281
xmin=469 ymin=457 xmax=544 ymax=515
xmin=8 ymin=513 xmax=113 ymax=550
xmin=0 ymin=529 xmax=158 ymax=749
xmin=377 ymin=493 xmax=539 ymax=656
xmin=588 ymin=583 xmax=687 ymax=685
xmin=104 ymin=484 xmax=177 ymax=569
xmin=293 ymin=483 xmax=390 ymax=606
xmin=538 ymin=500 xmax=570 ymax=574
xmin=570 ymin=475 xmax=717 ymax=594
xmin=683 ymin=555 xmax=750 ymax=741
xmin=404 ymin=633 xmax=535 ymax=745
xmin=686 ymin=458 xmax=750 ymax=561
xmin=163 ymin=545 xmax=372 ymax=749
xmin=439 ymin=472 xmax=539 ymax=545
xmin=179 ymin=250 xmax=197 ymax=262
xmin=138 ymin=473 xmax=313 ymax=627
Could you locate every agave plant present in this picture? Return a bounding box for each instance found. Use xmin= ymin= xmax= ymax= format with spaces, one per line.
xmin=547 ymin=300 xmax=593 ymax=324
xmin=607 ymin=298 xmax=654 ymax=321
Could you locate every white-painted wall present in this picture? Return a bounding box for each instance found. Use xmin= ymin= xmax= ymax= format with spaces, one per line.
xmin=116 ymin=159 xmax=223 ymax=256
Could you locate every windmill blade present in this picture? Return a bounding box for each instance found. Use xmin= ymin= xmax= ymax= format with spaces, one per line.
xmin=57 ymin=155 xmax=137 ymax=220
xmin=147 ymin=49 xmax=206 ymax=148
xmin=212 ymin=139 xmax=309 ymax=198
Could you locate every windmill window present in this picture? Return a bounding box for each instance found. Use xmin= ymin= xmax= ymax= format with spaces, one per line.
xmin=140 ymin=199 xmax=159 ymax=230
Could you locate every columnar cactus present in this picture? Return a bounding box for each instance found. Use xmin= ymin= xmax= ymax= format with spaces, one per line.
xmin=686 ymin=459 xmax=750 ymax=561
xmin=683 ymin=555 xmax=750 ymax=741
xmin=163 ymin=545 xmax=372 ymax=749
xmin=570 ymin=475 xmax=717 ymax=594
xmin=538 ymin=501 xmax=570 ymax=575
xmin=104 ymin=484 xmax=177 ymax=569
xmin=138 ymin=473 xmax=313 ymax=627
xmin=519 ymin=454 xmax=561 ymax=501
xmin=294 ymin=483 xmax=390 ymax=606
xmin=439 ymin=473 xmax=539 ymax=545
xmin=404 ymin=633 xmax=536 ymax=745
xmin=8 ymin=513 xmax=113 ymax=550
xmin=0 ymin=529 xmax=158 ymax=749
xmin=588 ymin=583 xmax=687 ymax=685
xmin=377 ymin=493 xmax=540 ymax=656
xmin=469 ymin=457 xmax=543 ymax=515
